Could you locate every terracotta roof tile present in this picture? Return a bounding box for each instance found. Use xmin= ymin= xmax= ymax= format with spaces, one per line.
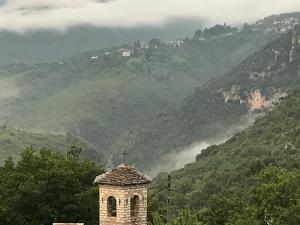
xmin=94 ymin=164 xmax=152 ymax=186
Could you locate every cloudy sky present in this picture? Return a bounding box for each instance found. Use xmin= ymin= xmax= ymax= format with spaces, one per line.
xmin=0 ymin=0 xmax=299 ymax=32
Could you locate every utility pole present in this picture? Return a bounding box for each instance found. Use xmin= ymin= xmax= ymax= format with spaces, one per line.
xmin=167 ymin=174 xmax=171 ymax=223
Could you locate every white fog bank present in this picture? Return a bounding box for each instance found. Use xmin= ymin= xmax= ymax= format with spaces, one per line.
xmin=147 ymin=114 xmax=259 ymax=177
xmin=0 ymin=0 xmax=299 ymax=32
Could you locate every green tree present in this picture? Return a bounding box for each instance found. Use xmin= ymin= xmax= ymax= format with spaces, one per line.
xmin=149 ymin=38 xmax=162 ymax=48
xmin=151 ymin=211 xmax=166 ymax=225
xmin=170 ymin=210 xmax=203 ymax=225
xmin=193 ymin=29 xmax=202 ymax=40
xmin=226 ymin=206 xmax=260 ymax=225
xmin=253 ymin=167 xmax=300 ymax=225
xmin=0 ymin=147 xmax=104 ymax=225
xmin=242 ymin=23 xmax=252 ymax=33
xmin=199 ymin=195 xmax=243 ymax=225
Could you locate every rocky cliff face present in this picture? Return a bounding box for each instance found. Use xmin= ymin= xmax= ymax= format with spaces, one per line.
xmin=220 ymin=24 xmax=299 ymax=111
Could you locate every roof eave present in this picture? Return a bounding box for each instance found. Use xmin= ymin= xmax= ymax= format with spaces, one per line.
xmin=95 ymin=181 xmax=152 ymax=186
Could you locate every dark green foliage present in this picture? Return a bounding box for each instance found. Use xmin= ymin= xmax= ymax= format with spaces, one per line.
xmin=149 ymin=39 xmax=162 ymax=47
xmin=150 ymin=211 xmax=165 ymax=225
xmin=150 ymin=89 xmax=300 ymax=225
xmin=202 ymin=24 xmax=235 ymax=39
xmin=127 ymin=27 xmax=299 ymax=171
xmin=0 ymin=126 xmax=100 ymax=164
xmin=193 ymin=29 xmax=202 ymax=40
xmin=0 ymin=24 xmax=273 ymax=167
xmin=151 ymin=210 xmax=203 ymax=225
xmin=170 ymin=210 xmax=203 ymax=225
xmin=0 ymin=148 xmax=104 ymax=225
xmin=252 ymin=167 xmax=300 ymax=225
xmin=151 ymin=167 xmax=300 ymax=225
xmin=198 ymin=195 xmax=243 ymax=225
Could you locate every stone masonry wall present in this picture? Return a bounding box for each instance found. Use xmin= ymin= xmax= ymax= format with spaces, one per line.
xmin=99 ymin=184 xmax=148 ymax=225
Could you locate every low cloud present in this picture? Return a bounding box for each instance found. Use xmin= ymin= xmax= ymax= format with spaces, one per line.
xmin=146 ymin=114 xmax=259 ymax=177
xmin=0 ymin=0 xmax=299 ymax=32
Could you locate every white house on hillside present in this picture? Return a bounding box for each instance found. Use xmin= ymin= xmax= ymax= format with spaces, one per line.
xmin=118 ymin=48 xmax=132 ymax=57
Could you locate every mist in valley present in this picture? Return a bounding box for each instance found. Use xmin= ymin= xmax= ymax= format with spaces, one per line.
xmin=0 ymin=79 xmax=19 ymax=98
xmin=147 ymin=113 xmax=260 ymax=177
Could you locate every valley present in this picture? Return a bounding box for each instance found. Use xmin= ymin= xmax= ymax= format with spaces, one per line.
xmin=0 ymin=13 xmax=292 ymax=168
xmin=122 ymin=22 xmax=300 ymax=172
xmin=0 ymin=8 xmax=299 ymax=225
xmin=150 ymin=87 xmax=300 ymax=225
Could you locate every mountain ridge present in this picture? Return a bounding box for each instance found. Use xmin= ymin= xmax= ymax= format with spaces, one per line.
xmin=0 ymin=19 xmax=278 ymax=165
xmin=0 ymin=12 xmax=298 ymax=170
xmin=123 ymin=24 xmax=300 ymax=172
xmin=0 ymin=125 xmax=100 ymax=163
xmin=149 ymin=86 xmax=300 ymax=224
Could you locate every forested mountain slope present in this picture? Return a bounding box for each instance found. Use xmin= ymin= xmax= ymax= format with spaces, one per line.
xmin=0 ymin=19 xmax=203 ymax=64
xmin=0 ymin=23 xmax=275 ymax=163
xmin=124 ymin=25 xmax=300 ymax=172
xmin=150 ymin=88 xmax=300 ymax=225
xmin=0 ymin=126 xmax=99 ymax=163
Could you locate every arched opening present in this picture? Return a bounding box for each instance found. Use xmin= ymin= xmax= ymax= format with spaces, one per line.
xmin=130 ymin=195 xmax=140 ymax=217
xmin=107 ymin=196 xmax=117 ymax=217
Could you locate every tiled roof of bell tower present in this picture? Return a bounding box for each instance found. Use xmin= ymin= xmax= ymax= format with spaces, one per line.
xmin=94 ymin=164 xmax=151 ymax=186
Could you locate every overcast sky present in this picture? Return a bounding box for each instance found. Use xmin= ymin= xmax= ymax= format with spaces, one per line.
xmin=0 ymin=0 xmax=299 ymax=32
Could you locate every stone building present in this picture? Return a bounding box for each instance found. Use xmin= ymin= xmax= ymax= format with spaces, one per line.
xmin=94 ymin=164 xmax=151 ymax=225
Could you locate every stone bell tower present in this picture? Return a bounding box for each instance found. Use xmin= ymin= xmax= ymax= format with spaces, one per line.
xmin=94 ymin=164 xmax=152 ymax=225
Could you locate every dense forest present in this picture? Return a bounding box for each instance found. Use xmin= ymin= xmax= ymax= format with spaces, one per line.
xmin=149 ymin=88 xmax=300 ymax=225
xmin=0 ymin=87 xmax=299 ymax=225
xmin=0 ymin=11 xmax=299 ymax=225
xmin=0 ymin=147 xmax=103 ymax=225
xmin=0 ymin=21 xmax=276 ymax=166
xmin=0 ymin=125 xmax=100 ymax=163
xmin=124 ymin=24 xmax=300 ymax=172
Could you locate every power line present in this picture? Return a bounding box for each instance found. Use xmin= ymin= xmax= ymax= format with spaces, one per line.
xmin=149 ymin=186 xmax=167 ymax=198
xmin=148 ymin=185 xmax=167 ymax=190
xmin=148 ymin=174 xmax=194 ymax=223
xmin=148 ymin=175 xmax=195 ymax=207
xmin=170 ymin=189 xmax=193 ymax=199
